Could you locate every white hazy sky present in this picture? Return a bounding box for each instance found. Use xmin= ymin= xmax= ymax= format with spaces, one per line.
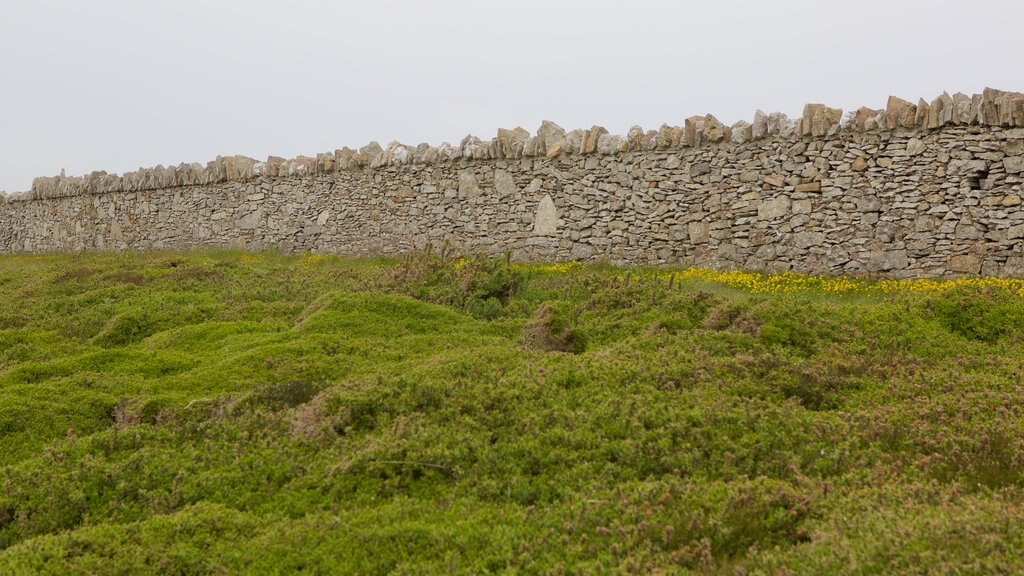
xmin=1 ymin=0 xmax=1020 ymax=193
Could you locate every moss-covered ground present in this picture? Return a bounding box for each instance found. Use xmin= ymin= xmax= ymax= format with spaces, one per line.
xmin=0 ymin=249 xmax=1022 ymax=574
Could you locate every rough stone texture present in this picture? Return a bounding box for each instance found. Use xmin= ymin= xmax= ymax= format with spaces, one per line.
xmin=4 ymin=88 xmax=1024 ymax=278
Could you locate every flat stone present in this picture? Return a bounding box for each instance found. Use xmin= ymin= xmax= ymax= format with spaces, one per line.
xmin=691 ymin=162 xmax=712 ymax=177
xmin=534 ymin=194 xmax=557 ymax=236
xmin=458 ymin=171 xmax=481 ymax=198
xmin=795 ymin=182 xmax=822 ymax=193
xmin=906 ymin=138 xmax=926 ymax=156
xmin=758 ymin=196 xmax=791 ymax=220
xmin=494 ymin=170 xmax=518 ymax=197
xmin=792 ymin=231 xmax=826 ymax=249
xmin=688 ymin=221 xmax=710 ymax=244
xmin=948 ymin=254 xmax=982 ymax=274
xmin=867 ymin=249 xmax=910 ymax=271
xmin=1004 ymin=157 xmax=1024 ymax=174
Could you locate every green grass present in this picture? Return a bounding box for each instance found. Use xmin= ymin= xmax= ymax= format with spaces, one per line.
xmin=0 ymin=249 xmax=1023 ymax=574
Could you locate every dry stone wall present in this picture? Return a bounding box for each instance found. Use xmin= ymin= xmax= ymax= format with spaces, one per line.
xmin=3 ymin=88 xmax=1024 ymax=277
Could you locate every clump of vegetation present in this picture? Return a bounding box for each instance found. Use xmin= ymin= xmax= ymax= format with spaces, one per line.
xmin=0 ymin=249 xmax=1023 ymax=574
xmin=383 ymin=242 xmax=523 ymax=319
xmin=521 ymin=302 xmax=586 ymax=353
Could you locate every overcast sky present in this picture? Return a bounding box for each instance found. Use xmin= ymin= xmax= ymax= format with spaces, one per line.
xmin=1 ymin=0 xmax=1020 ymax=193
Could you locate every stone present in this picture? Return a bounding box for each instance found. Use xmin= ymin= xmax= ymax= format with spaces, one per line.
xmin=690 ymin=162 xmax=712 ymax=178
xmin=494 ymin=170 xmax=518 ymax=197
xmin=764 ymin=175 xmax=785 ymax=187
xmin=886 ymin=96 xmax=916 ymax=129
xmin=458 ymin=135 xmax=484 ymax=160
xmin=688 ymin=222 xmax=710 ymax=244
xmin=751 ymin=110 xmax=768 ymax=140
xmin=731 ymin=121 xmax=751 ymax=144
xmin=758 ymin=196 xmax=791 ymax=220
xmin=906 ymin=138 xmax=926 ymax=156
xmin=853 ymin=107 xmax=882 ymax=131
xmin=703 ymin=115 xmax=727 ymax=143
xmin=656 ymin=124 xmax=684 ymax=149
xmin=1004 ymin=257 xmax=1024 ymax=277
xmin=851 ymin=157 xmax=869 ymax=171
xmin=597 ymin=134 xmax=625 ymax=155
xmin=928 ymin=92 xmax=954 ymax=128
xmin=915 ymin=98 xmax=930 ymax=128
xmin=458 ymin=171 xmax=481 ymax=199
xmin=857 ymin=196 xmax=881 ymax=212
xmin=795 ymin=182 xmax=821 ymax=193
xmin=562 ymin=130 xmax=584 ymax=155
xmin=951 ymin=92 xmax=973 ymax=124
xmin=537 ymin=120 xmax=565 ymax=149
xmin=792 ymin=199 xmax=812 ymax=214
xmin=684 ymin=116 xmax=704 ymax=147
xmin=948 ymin=254 xmax=982 ymax=274
xmin=867 ymin=250 xmax=910 ymax=272
xmin=802 ymin=103 xmax=842 ymax=137
xmin=792 ymin=231 xmax=826 ymax=249
xmin=496 ymin=127 xmax=530 ymax=158
xmin=581 ymin=126 xmax=608 ymax=154
xmin=534 ymin=194 xmax=557 ymax=236
xmin=1004 ymin=157 xmax=1024 ymax=174
xmin=767 ymin=112 xmax=794 ymax=137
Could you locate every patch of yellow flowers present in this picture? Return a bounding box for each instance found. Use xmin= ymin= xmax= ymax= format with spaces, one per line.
xmin=518 ymin=261 xmax=1024 ymax=297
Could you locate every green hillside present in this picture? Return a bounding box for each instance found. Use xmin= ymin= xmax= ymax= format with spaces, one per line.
xmin=0 ymin=249 xmax=1022 ymax=574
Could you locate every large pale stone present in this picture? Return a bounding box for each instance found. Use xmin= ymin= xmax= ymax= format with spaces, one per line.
xmin=458 ymin=170 xmax=481 ymax=198
xmin=867 ymin=250 xmax=910 ymax=272
xmin=853 ymin=107 xmax=882 ymax=131
xmin=627 ymin=125 xmax=645 ymax=150
xmin=534 ymin=194 xmax=557 ymax=236
xmin=948 ymin=254 xmax=982 ymax=274
xmin=758 ymin=196 xmax=791 ymax=220
xmin=886 ymin=96 xmax=916 ymax=129
xmin=656 ymin=124 xmax=683 ymax=149
xmin=494 ymin=169 xmax=518 ymax=197
xmin=580 ymin=126 xmax=608 ymax=154
xmin=731 ymin=121 xmax=751 ymax=144
xmin=495 ymin=127 xmax=530 ymax=158
xmin=460 ymin=135 xmax=488 ymax=160
xmin=906 ymin=138 xmax=926 ymax=156
xmin=751 ymin=110 xmax=768 ymax=140
xmin=702 ymin=115 xmax=727 ymax=143
xmin=688 ymin=222 xmax=710 ymax=244
xmin=1004 ymin=157 xmax=1024 ymax=174
xmin=915 ymin=98 xmax=930 ymax=128
xmin=537 ymin=120 xmax=565 ymax=149
xmin=684 ymin=116 xmax=704 ymax=147
xmin=766 ymin=112 xmax=793 ymax=137
xmin=597 ymin=134 xmax=625 ymax=155
xmin=802 ymin=103 xmax=842 ymax=137
xmin=952 ymin=92 xmax=972 ymax=124
xmin=792 ymin=231 xmax=826 ymax=249
xmin=359 ymin=142 xmax=383 ymax=166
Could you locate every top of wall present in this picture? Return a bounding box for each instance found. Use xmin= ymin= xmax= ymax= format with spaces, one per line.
xmin=5 ymin=87 xmax=1024 ymax=202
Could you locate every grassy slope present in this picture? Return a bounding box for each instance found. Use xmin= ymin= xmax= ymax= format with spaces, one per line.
xmin=0 ymin=250 xmax=1022 ymax=574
